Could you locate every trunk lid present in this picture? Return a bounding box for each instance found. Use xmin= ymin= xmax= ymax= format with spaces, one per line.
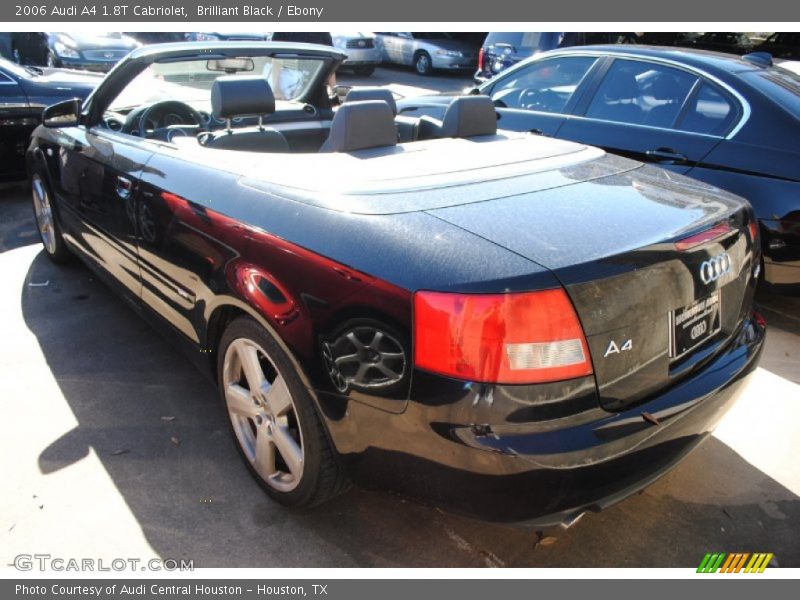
xmin=427 ymin=162 xmax=757 ymax=411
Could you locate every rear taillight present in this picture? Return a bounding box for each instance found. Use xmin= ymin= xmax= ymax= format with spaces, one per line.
xmin=748 ymin=220 xmax=759 ymax=245
xmin=674 ymin=222 xmax=732 ymax=251
xmin=414 ymin=289 xmax=593 ymax=384
xmin=478 ymin=47 xmax=485 ymax=71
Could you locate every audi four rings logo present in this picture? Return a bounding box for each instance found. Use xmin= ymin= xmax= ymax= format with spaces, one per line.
xmin=700 ymin=253 xmax=732 ymax=284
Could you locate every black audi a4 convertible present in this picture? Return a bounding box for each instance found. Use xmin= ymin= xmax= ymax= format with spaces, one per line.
xmin=27 ymin=42 xmax=765 ymax=525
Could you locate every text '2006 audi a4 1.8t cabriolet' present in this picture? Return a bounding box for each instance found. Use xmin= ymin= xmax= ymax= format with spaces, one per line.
xmin=27 ymin=42 xmax=765 ymax=526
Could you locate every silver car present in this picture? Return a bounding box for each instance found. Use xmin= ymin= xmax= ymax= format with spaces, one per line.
xmin=375 ymin=32 xmax=478 ymax=76
xmin=332 ymin=32 xmax=382 ymax=76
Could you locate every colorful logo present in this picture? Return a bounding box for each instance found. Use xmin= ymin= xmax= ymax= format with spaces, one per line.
xmin=697 ymin=553 xmax=774 ymax=573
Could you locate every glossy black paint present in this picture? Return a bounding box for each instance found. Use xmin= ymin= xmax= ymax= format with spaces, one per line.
xmin=402 ymin=46 xmax=800 ymax=292
xmin=28 ymin=43 xmax=766 ymax=523
xmin=0 ymin=59 xmax=99 ymax=180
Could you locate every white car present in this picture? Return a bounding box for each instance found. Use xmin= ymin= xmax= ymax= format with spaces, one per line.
xmin=332 ymin=32 xmax=381 ymax=76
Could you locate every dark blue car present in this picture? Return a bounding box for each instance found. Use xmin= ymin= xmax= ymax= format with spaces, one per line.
xmin=405 ymin=46 xmax=800 ymax=294
xmin=0 ymin=58 xmax=100 ymax=180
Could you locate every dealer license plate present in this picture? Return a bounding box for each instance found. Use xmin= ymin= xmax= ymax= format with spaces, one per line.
xmin=669 ymin=291 xmax=722 ymax=359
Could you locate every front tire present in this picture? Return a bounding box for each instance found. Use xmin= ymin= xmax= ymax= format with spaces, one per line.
xmin=414 ymin=51 xmax=434 ymax=76
xmin=217 ymin=316 xmax=348 ymax=507
xmin=31 ymin=171 xmax=71 ymax=263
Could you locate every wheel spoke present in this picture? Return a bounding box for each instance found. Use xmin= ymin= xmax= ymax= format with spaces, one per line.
xmin=369 ymin=331 xmax=384 ymax=349
xmin=380 ymin=351 xmax=405 ymax=360
xmin=272 ymin=424 xmax=303 ymax=477
xmin=237 ymin=342 xmax=265 ymax=391
xmin=346 ymin=332 xmax=366 ymax=350
xmin=253 ymin=426 xmax=276 ymax=479
xmin=354 ymin=361 xmax=371 ymax=383
xmin=334 ymin=352 xmax=360 ymax=366
xmin=264 ymin=375 xmax=292 ymax=417
xmin=225 ymin=383 xmax=257 ymax=418
xmin=376 ymin=362 xmax=401 ymax=379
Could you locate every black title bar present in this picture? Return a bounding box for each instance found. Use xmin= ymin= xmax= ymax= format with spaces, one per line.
xmin=3 ymin=0 xmax=800 ymax=22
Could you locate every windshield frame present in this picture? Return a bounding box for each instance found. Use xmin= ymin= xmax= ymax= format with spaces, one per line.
xmin=106 ymin=55 xmax=329 ymax=113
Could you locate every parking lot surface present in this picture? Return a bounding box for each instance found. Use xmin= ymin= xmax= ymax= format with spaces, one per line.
xmin=1 ymin=67 xmax=798 ymax=568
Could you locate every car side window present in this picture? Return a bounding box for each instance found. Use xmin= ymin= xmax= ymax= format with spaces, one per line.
xmin=677 ymin=83 xmax=736 ymax=136
xmin=585 ymin=59 xmax=698 ymax=128
xmin=489 ymin=56 xmax=597 ymax=113
xmin=0 ymin=70 xmax=14 ymax=84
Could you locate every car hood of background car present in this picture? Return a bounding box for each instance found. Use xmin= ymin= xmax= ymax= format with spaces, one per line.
xmin=20 ymin=68 xmax=102 ymax=96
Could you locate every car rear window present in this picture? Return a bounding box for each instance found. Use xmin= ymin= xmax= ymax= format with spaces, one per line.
xmin=677 ymin=83 xmax=736 ymax=136
xmin=741 ymin=67 xmax=800 ymax=120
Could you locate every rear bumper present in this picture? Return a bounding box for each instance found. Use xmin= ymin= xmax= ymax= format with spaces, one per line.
xmin=333 ymin=314 xmax=765 ymax=524
xmin=431 ymin=55 xmax=477 ymax=70
xmin=341 ymin=47 xmax=382 ymax=66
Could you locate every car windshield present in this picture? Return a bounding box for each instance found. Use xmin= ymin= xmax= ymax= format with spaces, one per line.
xmin=108 ymin=55 xmax=327 ymax=112
xmin=741 ymin=67 xmax=800 ymax=120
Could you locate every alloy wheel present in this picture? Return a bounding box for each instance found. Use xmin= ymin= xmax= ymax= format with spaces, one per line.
xmin=222 ymin=338 xmax=304 ymax=492
xmin=415 ymin=53 xmax=431 ymax=75
xmin=32 ymin=174 xmax=57 ymax=255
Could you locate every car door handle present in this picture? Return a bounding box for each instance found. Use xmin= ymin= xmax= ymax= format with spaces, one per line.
xmin=116 ymin=176 xmax=133 ymax=199
xmin=645 ymin=148 xmax=688 ymax=163
xmin=529 ymin=128 xmax=543 ymax=135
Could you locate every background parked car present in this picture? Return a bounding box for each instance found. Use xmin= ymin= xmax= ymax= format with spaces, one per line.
xmin=400 ymin=46 xmax=800 ymax=293
xmin=185 ymin=32 xmax=268 ymax=42
xmin=0 ymin=58 xmax=100 ymax=180
xmin=475 ymin=32 xmax=637 ymax=83
xmin=681 ymin=32 xmax=756 ymax=55
xmin=332 ymin=32 xmax=381 ymax=76
xmin=756 ymin=32 xmax=800 ymax=59
xmin=126 ymin=33 xmax=187 ymax=45
xmin=375 ymin=32 xmax=478 ymax=76
xmin=42 ymin=33 xmax=140 ymax=71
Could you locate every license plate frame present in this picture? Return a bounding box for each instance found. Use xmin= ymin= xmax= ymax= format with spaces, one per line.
xmin=669 ymin=291 xmax=722 ymax=360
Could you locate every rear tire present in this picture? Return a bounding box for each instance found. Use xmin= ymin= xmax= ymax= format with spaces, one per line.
xmin=217 ymin=316 xmax=348 ymax=507
xmin=414 ymin=51 xmax=434 ymax=76
xmin=31 ymin=170 xmax=71 ymax=263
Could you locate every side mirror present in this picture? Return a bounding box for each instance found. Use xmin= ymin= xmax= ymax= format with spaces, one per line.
xmin=42 ymin=98 xmax=82 ymax=128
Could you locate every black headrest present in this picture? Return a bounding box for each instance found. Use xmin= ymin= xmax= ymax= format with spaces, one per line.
xmin=439 ymin=96 xmax=497 ymax=138
xmin=211 ymin=76 xmax=276 ymax=119
xmin=344 ymin=87 xmax=397 ymax=116
xmin=320 ymin=100 xmax=397 ymax=153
